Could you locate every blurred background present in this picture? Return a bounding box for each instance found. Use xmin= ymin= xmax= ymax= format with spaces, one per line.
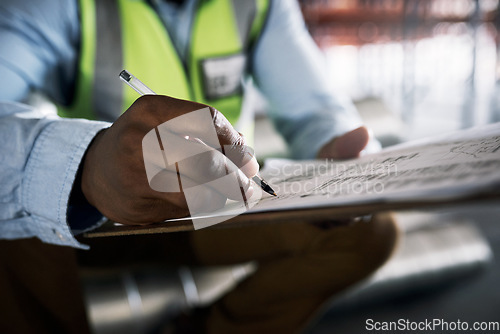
xmin=301 ymin=0 xmax=500 ymax=138
xmin=256 ymin=0 xmax=500 ymax=156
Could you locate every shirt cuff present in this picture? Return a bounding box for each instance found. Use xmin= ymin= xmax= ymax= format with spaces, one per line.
xmin=22 ymin=117 xmax=110 ymax=249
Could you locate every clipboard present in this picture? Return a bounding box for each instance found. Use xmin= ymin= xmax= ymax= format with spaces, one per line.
xmin=83 ymin=192 xmax=500 ymax=238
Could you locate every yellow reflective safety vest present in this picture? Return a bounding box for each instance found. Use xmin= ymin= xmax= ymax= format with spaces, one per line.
xmin=59 ymin=0 xmax=270 ymax=135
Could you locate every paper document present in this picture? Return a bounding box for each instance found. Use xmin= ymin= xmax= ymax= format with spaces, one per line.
xmin=170 ymin=123 xmax=500 ymax=222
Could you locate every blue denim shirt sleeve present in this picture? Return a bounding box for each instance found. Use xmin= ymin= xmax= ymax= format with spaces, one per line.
xmin=0 ymin=0 xmax=80 ymax=105
xmin=0 ymin=0 xmax=109 ymax=248
xmin=0 ymin=102 xmax=110 ymax=249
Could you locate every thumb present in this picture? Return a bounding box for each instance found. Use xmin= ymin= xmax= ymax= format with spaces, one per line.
xmin=211 ymin=109 xmax=259 ymax=178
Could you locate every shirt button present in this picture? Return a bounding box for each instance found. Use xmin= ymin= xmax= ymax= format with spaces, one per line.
xmin=54 ymin=230 xmax=65 ymax=241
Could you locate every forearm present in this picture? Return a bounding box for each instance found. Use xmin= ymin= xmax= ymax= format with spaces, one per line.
xmin=253 ymin=0 xmax=377 ymax=159
xmin=0 ymin=102 xmax=109 ymax=249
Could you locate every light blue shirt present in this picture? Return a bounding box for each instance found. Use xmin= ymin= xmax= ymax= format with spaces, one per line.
xmin=0 ymin=0 xmax=371 ymax=248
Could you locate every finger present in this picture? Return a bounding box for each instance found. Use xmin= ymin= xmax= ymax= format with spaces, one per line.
xmin=126 ymin=95 xmax=209 ymax=128
xmin=212 ymin=110 xmax=259 ymax=177
xmin=175 ymin=177 xmax=228 ymax=214
xmin=148 ymin=172 xmax=229 ymax=217
xmin=222 ymin=143 xmax=259 ymax=178
xmin=177 ymin=149 xmax=254 ymax=201
xmin=317 ymin=126 xmax=370 ymax=159
xmin=143 ymin=131 xmax=253 ymax=200
xmin=140 ymin=171 xmax=227 ymax=222
xmin=151 ymin=103 xmax=258 ymax=177
xmin=144 ymin=149 xmax=253 ymax=204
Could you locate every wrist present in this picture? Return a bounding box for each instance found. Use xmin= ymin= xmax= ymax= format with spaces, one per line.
xmin=81 ymin=128 xmax=107 ymax=208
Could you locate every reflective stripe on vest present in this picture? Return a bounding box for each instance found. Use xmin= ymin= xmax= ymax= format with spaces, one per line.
xmin=59 ymin=0 xmax=270 ymax=131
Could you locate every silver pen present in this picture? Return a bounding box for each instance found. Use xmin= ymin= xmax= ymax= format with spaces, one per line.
xmin=119 ymin=69 xmax=277 ymax=197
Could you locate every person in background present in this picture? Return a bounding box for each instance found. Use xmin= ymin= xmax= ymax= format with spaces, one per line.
xmin=0 ymin=0 xmax=398 ymax=333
